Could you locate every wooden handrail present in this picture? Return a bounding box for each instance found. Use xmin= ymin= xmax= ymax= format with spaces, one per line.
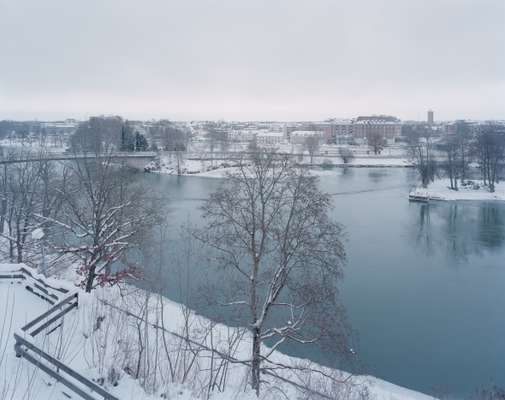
xmin=0 ymin=267 xmax=69 ymax=294
xmin=21 ymin=292 xmax=78 ymax=332
xmin=29 ymin=300 xmax=78 ymax=337
xmin=19 ymin=267 xmax=69 ymax=293
xmin=6 ymin=268 xmax=118 ymax=400
xmin=14 ymin=334 xmax=118 ymax=400
xmin=0 ymin=273 xmax=25 ymax=279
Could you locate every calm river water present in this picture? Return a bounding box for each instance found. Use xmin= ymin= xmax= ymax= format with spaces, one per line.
xmin=138 ymin=168 xmax=505 ymax=398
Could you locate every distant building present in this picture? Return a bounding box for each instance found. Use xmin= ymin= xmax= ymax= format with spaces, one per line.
xmin=289 ymin=130 xmax=325 ymax=145
xmin=256 ymin=131 xmax=285 ymax=145
xmin=286 ymin=120 xmax=353 ymax=145
xmin=326 ymin=120 xmax=353 ymax=144
xmin=229 ymin=129 xmax=256 ymax=142
xmin=40 ymin=119 xmax=79 ymax=135
xmin=427 ymin=110 xmax=434 ymax=125
xmin=352 ymin=115 xmax=401 ymax=141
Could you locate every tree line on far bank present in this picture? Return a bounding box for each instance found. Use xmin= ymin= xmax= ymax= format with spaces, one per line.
xmin=70 ymin=116 xmax=146 ymax=152
xmin=407 ymin=121 xmax=505 ymax=192
xmin=69 ymin=116 xmax=192 ymax=154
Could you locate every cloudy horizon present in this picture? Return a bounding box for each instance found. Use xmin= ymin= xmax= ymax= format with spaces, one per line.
xmin=1 ymin=0 xmax=504 ymax=121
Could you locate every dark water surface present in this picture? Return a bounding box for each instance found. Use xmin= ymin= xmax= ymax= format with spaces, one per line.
xmin=139 ymin=168 xmax=505 ymax=398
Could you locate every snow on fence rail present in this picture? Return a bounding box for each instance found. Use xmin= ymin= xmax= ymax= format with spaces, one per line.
xmin=0 ymin=268 xmax=118 ymax=400
xmin=0 ymin=266 xmax=69 ymax=304
xmin=14 ymin=333 xmax=118 ymax=400
xmin=20 ymin=292 xmax=78 ymax=336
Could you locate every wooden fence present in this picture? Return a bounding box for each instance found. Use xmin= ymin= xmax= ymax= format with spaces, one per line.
xmin=1 ymin=268 xmax=118 ymax=400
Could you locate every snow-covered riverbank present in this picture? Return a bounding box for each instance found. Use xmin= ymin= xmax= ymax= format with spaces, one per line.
xmin=0 ymin=263 xmax=436 ymax=400
xmin=154 ymin=156 xmax=412 ymax=178
xmin=409 ymin=179 xmax=505 ymax=202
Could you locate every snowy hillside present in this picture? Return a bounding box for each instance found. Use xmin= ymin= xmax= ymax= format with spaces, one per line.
xmin=0 ymin=263 xmax=437 ymax=400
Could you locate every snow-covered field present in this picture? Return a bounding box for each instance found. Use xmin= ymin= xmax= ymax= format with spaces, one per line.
xmin=0 ymin=263 xmax=437 ymax=400
xmin=409 ymin=179 xmax=505 ymax=202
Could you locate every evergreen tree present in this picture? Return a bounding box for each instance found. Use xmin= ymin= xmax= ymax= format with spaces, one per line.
xmin=134 ymin=132 xmax=148 ymax=151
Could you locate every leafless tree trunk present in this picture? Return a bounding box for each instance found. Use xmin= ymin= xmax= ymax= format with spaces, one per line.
xmin=49 ymin=147 xmax=155 ymax=292
xmin=407 ymin=129 xmax=437 ymax=188
xmin=475 ymin=124 xmax=505 ymax=192
xmin=0 ymin=147 xmax=66 ymax=264
xmin=338 ymin=147 xmax=354 ymax=164
xmin=442 ymin=135 xmax=460 ymax=190
xmin=194 ymin=150 xmax=348 ymax=396
xmin=304 ymin=136 xmax=320 ymax=165
xmin=455 ymin=121 xmax=472 ymax=185
xmin=0 ymin=164 xmax=8 ymax=234
xmin=6 ymin=155 xmax=41 ymax=263
xmin=366 ymin=131 xmax=385 ymax=155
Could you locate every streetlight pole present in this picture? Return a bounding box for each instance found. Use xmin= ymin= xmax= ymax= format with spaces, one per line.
xmin=31 ymin=228 xmax=46 ymax=277
xmin=40 ymin=239 xmax=46 ymax=276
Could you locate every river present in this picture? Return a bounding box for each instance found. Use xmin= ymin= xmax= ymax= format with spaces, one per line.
xmin=137 ymin=167 xmax=505 ymax=398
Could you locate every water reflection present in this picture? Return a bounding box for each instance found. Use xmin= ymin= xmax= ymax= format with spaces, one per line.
xmin=134 ymin=170 xmax=505 ymax=397
xmin=410 ymin=201 xmax=505 ymax=260
xmin=479 ymin=204 xmax=505 ymax=250
xmin=367 ymin=169 xmax=389 ymax=184
xmin=414 ymin=203 xmax=434 ymax=255
xmin=340 ymin=166 xmax=354 ymax=179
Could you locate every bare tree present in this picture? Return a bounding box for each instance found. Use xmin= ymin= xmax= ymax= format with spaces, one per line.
xmin=440 ymin=125 xmax=472 ymax=191
xmin=37 ymin=156 xmax=65 ymax=219
xmin=455 ymin=120 xmax=472 ymax=184
xmin=0 ymin=159 xmax=10 ymax=235
xmin=247 ymin=136 xmax=259 ymax=153
xmin=0 ymin=146 xmax=68 ymax=267
xmin=304 ymin=135 xmax=320 ymax=164
xmin=407 ymin=128 xmax=437 ymax=188
xmin=441 ymin=135 xmax=461 ymax=190
xmin=338 ymin=147 xmax=354 ymax=164
xmin=52 ymin=148 xmax=155 ymax=292
xmin=155 ymin=124 xmax=188 ymax=152
xmin=194 ymin=150 xmax=347 ymax=396
xmin=2 ymin=152 xmax=45 ymax=263
xmin=366 ymin=131 xmax=384 ymax=155
xmin=475 ymin=124 xmax=505 ymax=192
xmin=150 ymin=122 xmax=189 ymax=174
xmin=205 ymin=122 xmax=229 ymax=154
xmin=70 ymin=116 xmax=124 ymax=153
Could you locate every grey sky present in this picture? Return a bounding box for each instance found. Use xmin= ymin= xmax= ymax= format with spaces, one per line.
xmin=1 ymin=0 xmax=504 ymax=121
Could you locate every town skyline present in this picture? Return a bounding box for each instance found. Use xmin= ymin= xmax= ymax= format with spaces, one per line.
xmin=1 ymin=110 xmax=504 ymax=123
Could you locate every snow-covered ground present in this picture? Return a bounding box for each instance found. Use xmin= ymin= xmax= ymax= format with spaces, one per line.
xmin=409 ymin=179 xmax=505 ymax=201
xmin=0 ymin=263 xmax=437 ymax=400
xmin=0 ymin=274 xmax=68 ymax=399
xmin=155 ymin=153 xmax=411 ymax=178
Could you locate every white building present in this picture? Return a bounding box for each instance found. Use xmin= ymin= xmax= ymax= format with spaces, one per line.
xmin=289 ymin=130 xmax=324 ymax=145
xmin=230 ymin=129 xmax=259 ymax=142
xmin=256 ymin=131 xmax=286 ymax=145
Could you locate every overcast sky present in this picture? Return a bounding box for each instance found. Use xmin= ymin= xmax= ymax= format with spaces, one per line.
xmin=0 ymin=0 xmax=504 ymax=121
